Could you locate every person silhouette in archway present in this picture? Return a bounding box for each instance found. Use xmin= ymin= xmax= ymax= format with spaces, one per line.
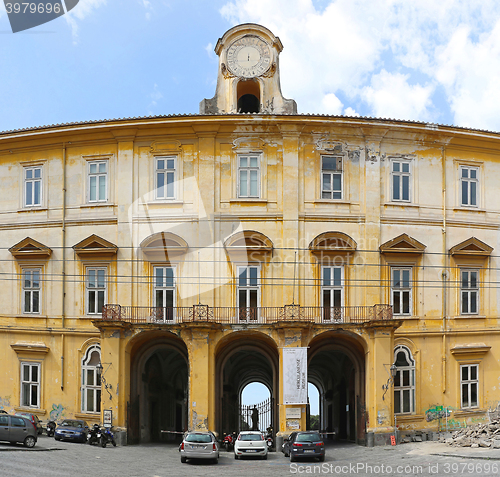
xmin=251 ymin=405 xmax=259 ymax=430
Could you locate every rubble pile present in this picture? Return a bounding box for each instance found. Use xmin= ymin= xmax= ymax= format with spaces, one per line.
xmin=440 ymin=419 xmax=500 ymax=448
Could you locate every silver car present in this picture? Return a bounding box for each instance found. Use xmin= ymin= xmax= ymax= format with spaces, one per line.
xmin=0 ymin=414 xmax=37 ymax=447
xmin=180 ymin=431 xmax=219 ymax=464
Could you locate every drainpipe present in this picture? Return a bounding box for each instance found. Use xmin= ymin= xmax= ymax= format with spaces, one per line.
xmin=61 ymin=144 xmax=67 ymax=390
xmin=442 ymin=147 xmax=447 ymax=395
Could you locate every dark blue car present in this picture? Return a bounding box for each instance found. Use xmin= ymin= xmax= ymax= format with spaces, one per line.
xmin=54 ymin=419 xmax=89 ymax=443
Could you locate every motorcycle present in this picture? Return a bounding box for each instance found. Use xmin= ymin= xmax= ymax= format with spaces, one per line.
xmin=266 ymin=426 xmax=273 ymax=449
xmin=222 ymin=433 xmax=234 ymax=451
xmin=87 ymin=423 xmax=101 ymax=445
xmin=100 ymin=427 xmax=116 ymax=448
xmin=46 ymin=421 xmax=56 ymax=437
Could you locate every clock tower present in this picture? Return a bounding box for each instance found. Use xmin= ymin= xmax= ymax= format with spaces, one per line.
xmin=200 ymin=23 xmax=297 ymax=115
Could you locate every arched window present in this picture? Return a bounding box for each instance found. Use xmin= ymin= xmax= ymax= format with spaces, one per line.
xmin=81 ymin=345 xmax=101 ymax=413
xmin=393 ymin=345 xmax=415 ymax=414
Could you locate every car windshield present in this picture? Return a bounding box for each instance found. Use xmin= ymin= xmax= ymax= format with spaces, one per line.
xmin=296 ymin=433 xmax=322 ymax=442
xmin=61 ymin=420 xmax=84 ymax=428
xmin=185 ymin=433 xmax=212 ymax=443
xmin=240 ymin=434 xmax=263 ymax=441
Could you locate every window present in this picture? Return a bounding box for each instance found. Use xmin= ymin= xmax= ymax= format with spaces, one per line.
xmin=321 ymin=156 xmax=342 ymax=199
xmin=321 ymin=266 xmax=344 ymax=321
xmin=154 ymin=266 xmax=175 ymax=322
xmin=21 ymin=362 xmax=40 ymax=408
xmin=23 ymin=269 xmax=40 ymax=314
xmin=461 ymin=269 xmax=478 ymax=315
xmin=86 ymin=268 xmax=106 ymax=315
xmin=88 ymin=161 xmax=107 ymax=202
xmin=237 ymin=265 xmax=260 ymax=321
xmin=81 ymin=345 xmax=101 ymax=413
xmin=393 ymin=346 xmax=415 ymax=414
xmin=461 ymin=364 xmax=478 ymax=408
xmin=156 ymin=157 xmax=176 ymax=199
xmin=391 ymin=268 xmax=411 ymax=315
xmin=392 ymin=160 xmax=410 ymax=202
xmin=460 ymin=166 xmax=478 ymax=207
xmin=238 ymin=155 xmax=260 ymax=198
xmin=24 ymin=166 xmax=42 ymax=207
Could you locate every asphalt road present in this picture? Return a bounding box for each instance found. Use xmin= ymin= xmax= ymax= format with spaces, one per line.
xmin=2 ymin=436 xmax=500 ymax=477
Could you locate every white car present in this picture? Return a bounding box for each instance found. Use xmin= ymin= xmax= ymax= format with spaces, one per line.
xmin=234 ymin=431 xmax=268 ymax=460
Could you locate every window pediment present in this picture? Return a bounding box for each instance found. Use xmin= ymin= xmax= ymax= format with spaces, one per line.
xmin=140 ymin=232 xmax=188 ymax=261
xmin=451 ymin=343 xmax=490 ymax=357
xmin=73 ymin=235 xmax=118 ymax=258
xmin=9 ymin=237 xmax=52 ymax=260
xmin=380 ymin=234 xmax=426 ymax=255
xmin=309 ymin=232 xmax=357 ymax=255
xmin=225 ymin=230 xmax=273 ymax=258
xmin=449 ymin=237 xmax=493 ymax=256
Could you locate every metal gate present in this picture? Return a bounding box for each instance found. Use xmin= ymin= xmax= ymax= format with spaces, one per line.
xmin=239 ymin=397 xmax=274 ymax=433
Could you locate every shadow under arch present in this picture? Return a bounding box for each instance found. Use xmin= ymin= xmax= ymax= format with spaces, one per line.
xmin=127 ymin=330 xmax=189 ymax=444
xmin=215 ymin=331 xmax=279 ymax=436
xmin=308 ymin=330 xmax=367 ymax=445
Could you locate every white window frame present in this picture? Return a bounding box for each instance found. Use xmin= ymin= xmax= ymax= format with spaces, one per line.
xmin=460 ymin=364 xmax=479 ymax=409
xmin=86 ymin=267 xmax=107 ymax=315
xmin=391 ymin=267 xmax=412 ymax=316
xmin=24 ymin=166 xmax=42 ymax=207
xmin=321 ymin=156 xmax=343 ymax=200
xmin=81 ymin=345 xmax=101 ymax=413
xmin=391 ymin=160 xmax=411 ymax=202
xmin=238 ymin=155 xmax=260 ymax=198
xmin=155 ymin=156 xmax=176 ymax=200
xmin=153 ymin=266 xmax=176 ymax=322
xmin=237 ymin=265 xmax=260 ymax=321
xmin=22 ymin=268 xmax=41 ymax=314
xmin=21 ymin=362 xmax=40 ymax=408
xmin=460 ymin=165 xmax=479 ymax=207
xmin=87 ymin=160 xmax=108 ymax=203
xmin=321 ymin=265 xmax=344 ymax=322
xmin=393 ymin=345 xmax=415 ymax=414
xmin=460 ymin=269 xmax=479 ymax=315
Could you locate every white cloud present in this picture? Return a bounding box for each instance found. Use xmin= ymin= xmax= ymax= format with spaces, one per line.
xmin=344 ymin=107 xmax=359 ymax=117
xmin=361 ymin=70 xmax=434 ymax=121
xmin=64 ymin=0 xmax=107 ymax=42
xmin=205 ymin=42 xmax=215 ymax=59
xmin=219 ymin=0 xmax=500 ymax=130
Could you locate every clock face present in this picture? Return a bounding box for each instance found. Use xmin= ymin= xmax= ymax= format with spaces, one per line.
xmin=226 ymin=36 xmax=271 ymax=78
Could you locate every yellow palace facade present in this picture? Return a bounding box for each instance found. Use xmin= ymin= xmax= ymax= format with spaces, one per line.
xmin=1 ymin=24 xmax=500 ymax=446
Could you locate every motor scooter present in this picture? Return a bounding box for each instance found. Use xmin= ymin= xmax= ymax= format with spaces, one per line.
xmin=87 ymin=423 xmax=101 ymax=445
xmin=100 ymin=427 xmax=116 ymax=448
xmin=222 ymin=433 xmax=234 ymax=451
xmin=46 ymin=421 xmax=56 ymax=437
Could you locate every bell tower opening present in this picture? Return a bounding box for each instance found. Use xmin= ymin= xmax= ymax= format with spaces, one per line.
xmin=237 ymin=80 xmax=260 ymax=113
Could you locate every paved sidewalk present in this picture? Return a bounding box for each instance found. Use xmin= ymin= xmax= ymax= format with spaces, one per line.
xmin=2 ymin=437 xmax=500 ymax=477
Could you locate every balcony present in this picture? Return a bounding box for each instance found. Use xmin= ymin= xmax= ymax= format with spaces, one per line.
xmin=101 ymin=304 xmax=392 ymax=325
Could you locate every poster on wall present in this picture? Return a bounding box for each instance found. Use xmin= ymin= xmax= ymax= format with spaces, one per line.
xmin=283 ymin=347 xmax=308 ymax=404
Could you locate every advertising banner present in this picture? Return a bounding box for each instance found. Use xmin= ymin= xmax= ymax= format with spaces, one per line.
xmin=283 ymin=347 xmax=308 ymax=404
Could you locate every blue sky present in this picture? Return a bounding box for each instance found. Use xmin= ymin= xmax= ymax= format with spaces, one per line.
xmin=2 ymin=0 xmax=500 ymax=133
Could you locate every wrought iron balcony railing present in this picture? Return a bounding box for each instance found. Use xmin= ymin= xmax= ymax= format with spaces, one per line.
xmin=100 ymin=304 xmax=392 ymax=325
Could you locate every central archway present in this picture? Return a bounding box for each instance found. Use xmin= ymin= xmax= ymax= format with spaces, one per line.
xmin=215 ymin=332 xmax=278 ymax=436
xmin=128 ymin=332 xmax=188 ymax=444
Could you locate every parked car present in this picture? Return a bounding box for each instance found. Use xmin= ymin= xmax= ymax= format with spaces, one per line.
xmin=179 ymin=431 xmax=219 ymax=464
xmin=234 ymin=431 xmax=267 ymax=460
xmin=0 ymin=414 xmax=37 ymax=447
xmin=15 ymin=412 xmax=43 ymax=435
xmin=54 ymin=419 xmax=89 ymax=443
xmin=283 ymin=431 xmax=325 ymax=462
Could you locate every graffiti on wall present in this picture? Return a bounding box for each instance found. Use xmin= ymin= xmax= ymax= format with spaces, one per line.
xmin=425 ymin=405 xmax=451 ymax=422
xmin=0 ymin=396 xmax=12 ymax=412
xmin=49 ymin=403 xmax=65 ymax=421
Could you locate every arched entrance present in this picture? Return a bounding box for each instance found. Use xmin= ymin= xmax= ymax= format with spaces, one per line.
xmin=128 ymin=332 xmax=188 ymax=444
xmin=308 ymin=331 xmax=366 ymax=445
xmin=215 ymin=332 xmax=278 ymax=437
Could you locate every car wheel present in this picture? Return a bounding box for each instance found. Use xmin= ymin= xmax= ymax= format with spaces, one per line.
xmin=234 ymin=454 xmax=238 ymax=460
xmin=55 ymin=437 xmax=61 ymax=441
xmin=24 ymin=436 xmax=36 ymax=448
xmin=318 ymin=455 xmax=325 ymax=462
xmin=263 ymin=454 xmax=268 ymax=460
xmin=213 ymin=457 xmax=218 ymax=464
xmin=290 ymin=454 xmax=296 ymax=462
xmin=180 ymin=456 xmax=187 ymax=463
